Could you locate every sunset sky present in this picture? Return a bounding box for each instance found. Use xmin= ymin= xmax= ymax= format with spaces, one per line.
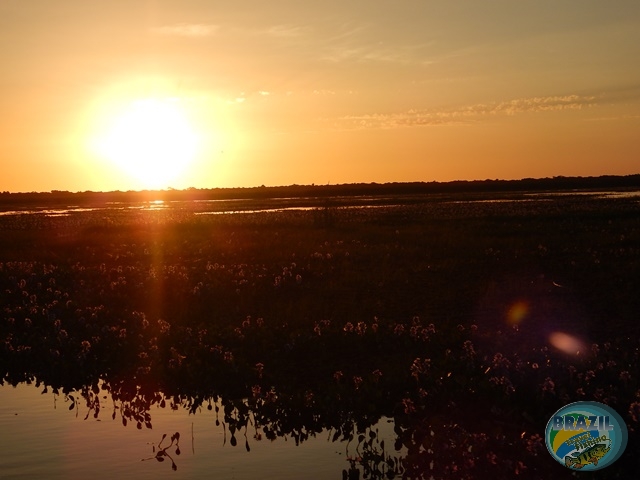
xmin=1 ymin=1 xmax=639 ymax=192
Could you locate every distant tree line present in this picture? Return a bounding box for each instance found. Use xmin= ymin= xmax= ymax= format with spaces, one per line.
xmin=1 ymin=174 xmax=640 ymax=209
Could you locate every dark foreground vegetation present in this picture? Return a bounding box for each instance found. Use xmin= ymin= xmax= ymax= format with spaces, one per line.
xmin=1 ymin=190 xmax=640 ymax=479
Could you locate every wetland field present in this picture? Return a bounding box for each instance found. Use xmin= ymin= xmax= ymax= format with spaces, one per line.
xmin=1 ymin=188 xmax=640 ymax=479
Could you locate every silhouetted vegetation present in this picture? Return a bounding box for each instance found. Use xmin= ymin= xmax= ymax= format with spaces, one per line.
xmin=1 ymin=191 xmax=640 ymax=478
xmin=2 ymin=174 xmax=640 ymax=210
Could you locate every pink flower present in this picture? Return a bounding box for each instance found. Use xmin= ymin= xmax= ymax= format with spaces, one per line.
xmin=541 ymin=377 xmax=555 ymax=394
xmin=304 ymin=391 xmax=314 ymax=404
xmin=629 ymin=402 xmax=640 ymax=423
xmin=463 ymin=340 xmax=475 ymax=357
xmin=251 ymin=385 xmax=261 ymax=399
xmin=265 ymin=388 xmax=278 ymax=403
xmin=157 ymin=319 xmax=171 ymax=334
xmin=525 ymin=434 xmax=543 ymax=454
xmin=356 ymin=322 xmax=367 ymax=335
xmin=402 ymin=398 xmax=416 ymax=414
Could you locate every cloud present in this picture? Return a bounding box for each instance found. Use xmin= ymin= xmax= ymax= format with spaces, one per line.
xmin=264 ymin=25 xmax=308 ymax=38
xmin=332 ymin=95 xmax=598 ymax=129
xmin=478 ymin=95 xmax=597 ymax=115
xmin=152 ymin=23 xmax=219 ymax=37
xmin=316 ymin=20 xmax=435 ymax=66
xmin=590 ymin=84 xmax=640 ymax=104
xmin=224 ymin=90 xmax=275 ymax=105
xmin=322 ymin=42 xmax=435 ymax=66
xmin=585 ymin=114 xmax=640 ymax=122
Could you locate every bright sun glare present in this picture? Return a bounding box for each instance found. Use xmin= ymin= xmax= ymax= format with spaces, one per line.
xmin=93 ymin=98 xmax=200 ymax=189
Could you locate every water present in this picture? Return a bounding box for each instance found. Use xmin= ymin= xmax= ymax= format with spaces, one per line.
xmin=1 ymin=190 xmax=638 ymax=218
xmin=0 ymin=383 xmax=381 ymax=479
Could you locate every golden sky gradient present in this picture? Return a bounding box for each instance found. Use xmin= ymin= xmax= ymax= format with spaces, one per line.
xmin=1 ymin=0 xmax=639 ymax=192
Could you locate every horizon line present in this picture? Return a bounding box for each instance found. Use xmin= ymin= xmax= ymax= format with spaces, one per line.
xmin=2 ymin=173 xmax=640 ymax=196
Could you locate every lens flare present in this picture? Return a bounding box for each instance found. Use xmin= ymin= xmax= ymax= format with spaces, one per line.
xmin=549 ymin=332 xmax=585 ymax=355
xmin=507 ymin=300 xmax=529 ymax=325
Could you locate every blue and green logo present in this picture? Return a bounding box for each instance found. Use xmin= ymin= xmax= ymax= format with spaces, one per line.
xmin=545 ymin=401 xmax=628 ymax=471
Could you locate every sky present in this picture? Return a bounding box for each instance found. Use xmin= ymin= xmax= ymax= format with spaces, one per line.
xmin=1 ymin=0 xmax=639 ymax=192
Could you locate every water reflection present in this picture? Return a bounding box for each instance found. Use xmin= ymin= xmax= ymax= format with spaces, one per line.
xmin=141 ymin=432 xmax=181 ymax=471
xmin=0 ymin=207 xmax=97 ymax=217
xmin=2 ymin=189 xmax=638 ymax=219
xmin=0 ymin=383 xmax=354 ymax=479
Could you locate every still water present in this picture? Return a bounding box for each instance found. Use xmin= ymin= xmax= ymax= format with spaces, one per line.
xmin=1 ymin=190 xmax=638 ymax=218
xmin=0 ymin=383 xmax=386 ymax=479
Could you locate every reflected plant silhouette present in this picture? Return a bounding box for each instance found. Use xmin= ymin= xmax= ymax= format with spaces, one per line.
xmin=142 ymin=432 xmax=181 ymax=471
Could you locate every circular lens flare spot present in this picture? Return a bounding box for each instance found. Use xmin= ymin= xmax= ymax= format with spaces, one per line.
xmin=549 ymin=332 xmax=585 ymax=355
xmin=507 ymin=300 xmax=529 ymax=325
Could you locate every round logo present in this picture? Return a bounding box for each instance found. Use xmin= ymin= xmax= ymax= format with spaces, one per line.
xmin=545 ymin=401 xmax=628 ymax=471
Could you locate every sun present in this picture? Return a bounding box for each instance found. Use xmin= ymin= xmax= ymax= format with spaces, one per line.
xmin=92 ymin=98 xmax=200 ymax=189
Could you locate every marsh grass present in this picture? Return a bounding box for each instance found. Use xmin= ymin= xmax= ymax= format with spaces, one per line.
xmin=1 ymin=192 xmax=639 ymax=478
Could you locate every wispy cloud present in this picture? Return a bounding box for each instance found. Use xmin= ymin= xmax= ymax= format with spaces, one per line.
xmin=463 ymin=95 xmax=597 ymax=116
xmin=322 ymin=42 xmax=435 ymax=65
xmin=263 ymin=24 xmax=308 ymax=38
xmin=333 ymin=95 xmax=597 ymax=129
xmin=585 ymin=114 xmax=640 ymax=122
xmin=315 ymin=20 xmax=435 ymax=65
xmin=313 ymin=89 xmax=335 ymax=96
xmin=152 ymin=23 xmax=219 ymax=37
xmin=223 ymin=90 xmax=275 ymax=105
